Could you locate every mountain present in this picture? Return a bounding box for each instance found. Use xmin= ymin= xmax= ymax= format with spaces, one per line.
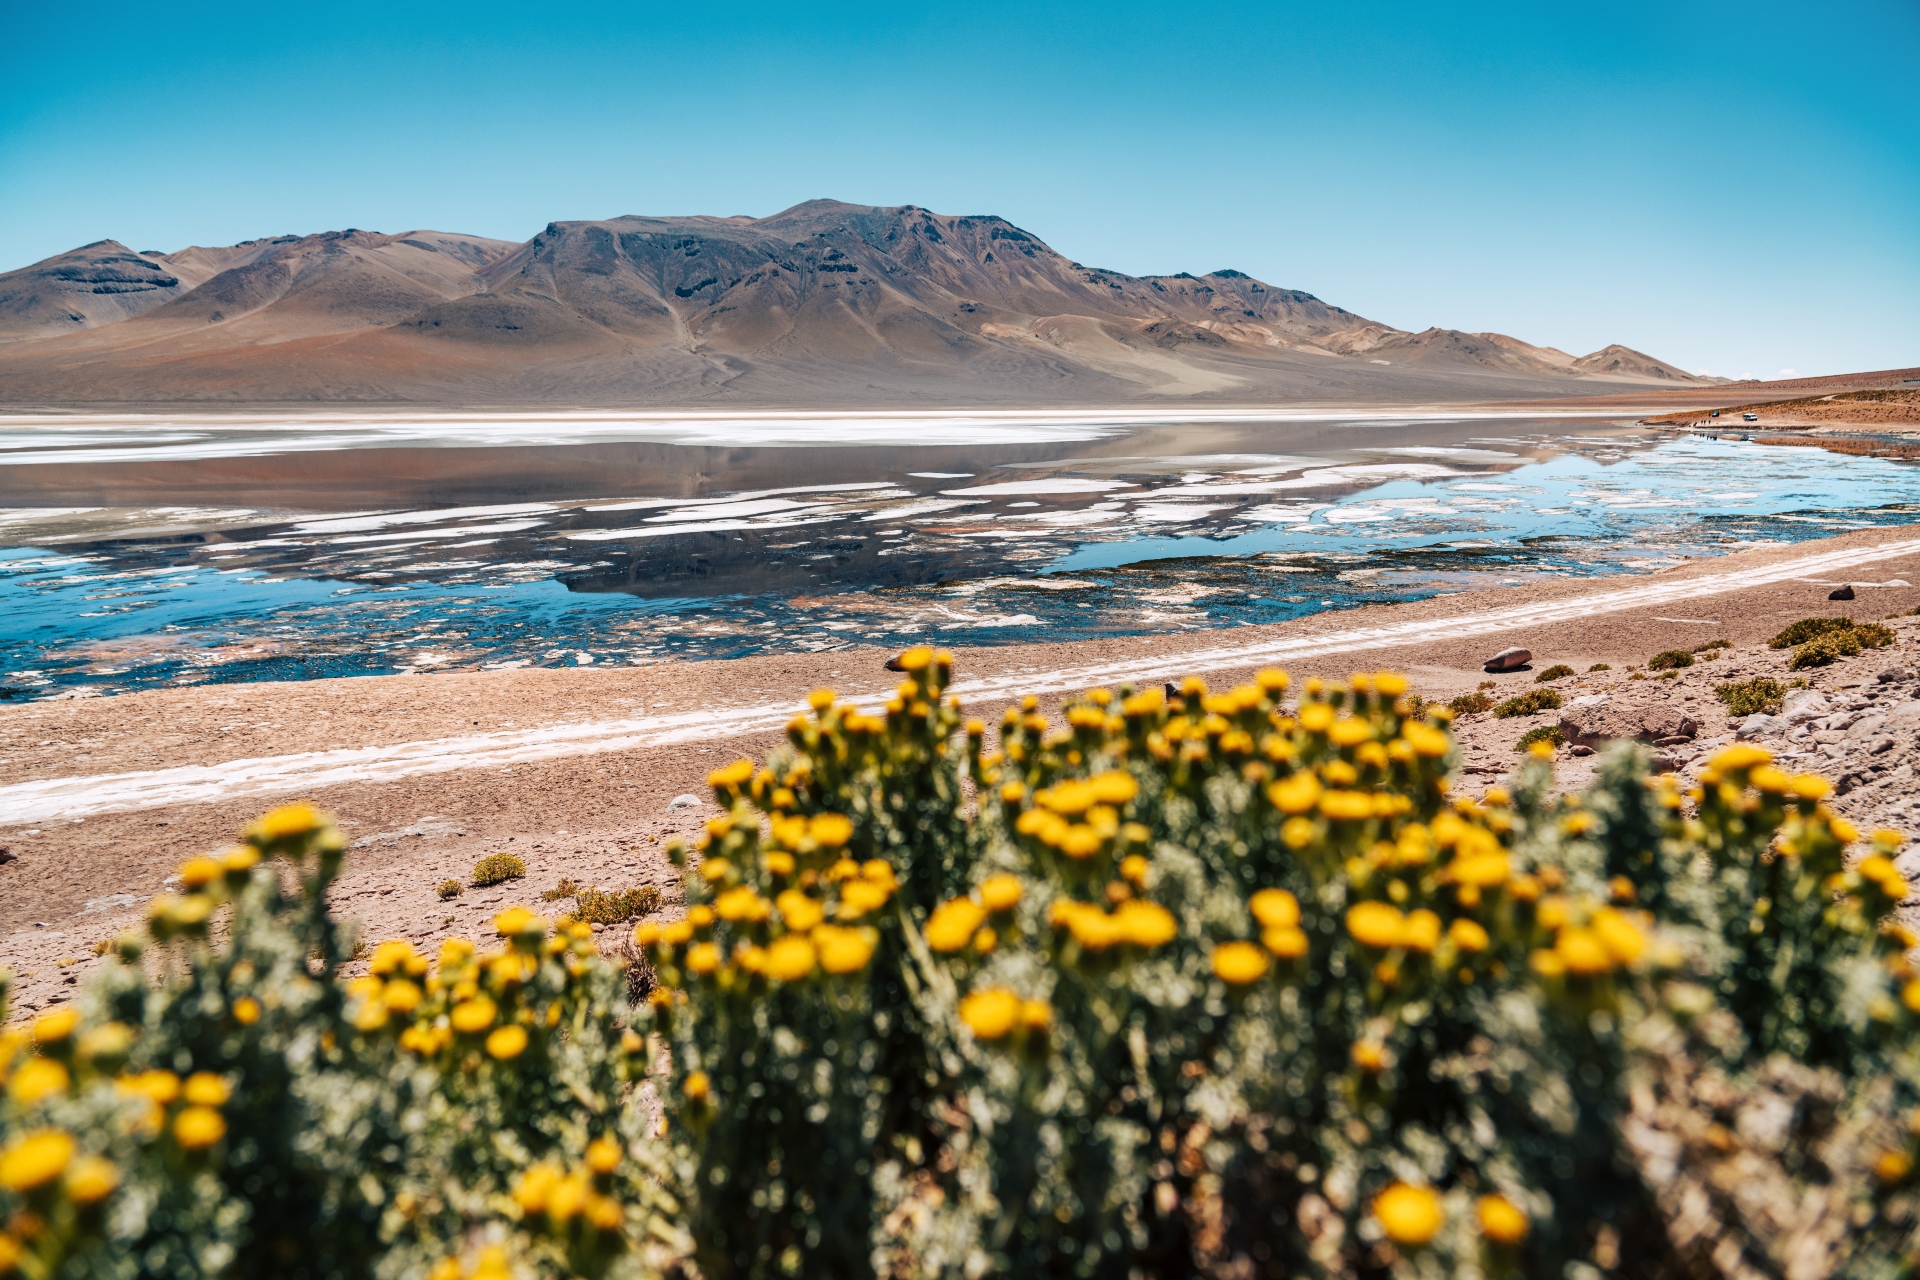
xmin=0 ymin=200 xmax=1717 ymax=408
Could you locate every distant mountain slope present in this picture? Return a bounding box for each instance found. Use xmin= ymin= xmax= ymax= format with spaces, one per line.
xmin=0 ymin=200 xmax=1718 ymax=408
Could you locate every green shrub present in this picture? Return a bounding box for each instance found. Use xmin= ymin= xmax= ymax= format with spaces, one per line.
xmin=573 ymin=886 xmax=663 ymax=925
xmin=1716 ymin=676 xmax=1786 ymax=717
xmin=1769 ymin=616 xmax=1855 ymax=649
xmin=539 ymin=878 xmax=579 ymax=902
xmin=1587 ymin=663 xmax=1611 ymax=672
xmin=1790 ymin=629 xmax=1863 ymax=669
xmin=1692 ymin=637 xmax=1730 ymax=653
xmin=1493 ymin=687 xmax=1564 ymax=717
xmin=1515 ymin=724 xmax=1565 ymax=752
xmin=11 ymin=655 xmax=1920 ymax=1280
xmin=435 ymin=878 xmax=462 ymax=900
xmin=1447 ymin=690 xmax=1494 ymax=715
xmin=1646 ymin=649 xmax=1694 ymax=670
xmin=1534 ymin=663 xmax=1575 ymax=682
xmin=470 ymin=852 xmax=526 ymax=887
xmin=1856 ymin=621 xmax=1896 ymax=647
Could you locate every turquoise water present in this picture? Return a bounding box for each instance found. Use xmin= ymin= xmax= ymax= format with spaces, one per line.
xmin=3 ymin=430 xmax=1917 ymax=699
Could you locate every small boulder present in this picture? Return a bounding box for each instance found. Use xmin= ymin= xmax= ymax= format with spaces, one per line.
xmin=1828 ymin=585 xmax=1855 ymax=601
xmin=1557 ymin=696 xmax=1697 ymax=749
xmin=666 ymin=793 xmax=704 ymax=812
xmin=1738 ymin=713 xmax=1785 ymax=739
xmin=884 ymin=654 xmax=908 ymax=672
xmin=1782 ymin=689 xmax=1831 ymax=725
xmin=1484 ymin=647 xmax=1532 ymax=673
xmin=1878 ymin=667 xmax=1915 ymax=684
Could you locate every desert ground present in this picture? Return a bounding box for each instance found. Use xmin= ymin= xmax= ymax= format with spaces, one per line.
xmin=3 ymin=525 xmax=1919 ymax=1016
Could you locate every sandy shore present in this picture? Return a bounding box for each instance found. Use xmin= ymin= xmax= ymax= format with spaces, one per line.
xmin=4 ymin=525 xmax=1919 ymax=1013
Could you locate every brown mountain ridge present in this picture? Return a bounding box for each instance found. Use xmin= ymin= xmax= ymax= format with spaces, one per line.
xmin=0 ymin=199 xmax=1714 ymax=408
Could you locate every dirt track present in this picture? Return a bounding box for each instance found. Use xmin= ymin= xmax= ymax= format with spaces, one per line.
xmin=3 ymin=525 xmax=1918 ymax=1014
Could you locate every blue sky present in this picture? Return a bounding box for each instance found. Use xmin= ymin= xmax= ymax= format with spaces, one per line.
xmin=2 ymin=0 xmax=1915 ymax=378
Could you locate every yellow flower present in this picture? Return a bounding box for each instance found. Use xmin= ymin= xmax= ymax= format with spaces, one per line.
xmin=0 ymin=1234 xmax=20 ymax=1272
xmin=1400 ymin=909 xmax=1441 ymax=953
xmin=713 ymin=886 xmax=768 ymax=922
xmin=1351 ymin=1040 xmax=1387 ymax=1072
xmin=117 ymin=1069 xmax=181 ymax=1104
xmin=1118 ymin=855 xmax=1150 ymax=885
xmin=221 ymin=845 xmax=261 ymax=873
xmin=1373 ymin=1182 xmax=1443 ymax=1245
xmin=959 ymin=988 xmax=1022 ymax=1040
xmin=232 ymin=997 xmax=262 ymax=1025
xmin=1402 ymin=723 xmax=1450 ymax=757
xmin=1211 ymin=941 xmax=1270 ymax=985
xmin=1874 ymin=1150 xmax=1913 ymax=1182
xmin=1297 ymin=703 xmax=1335 ymax=734
xmin=586 ymin=1193 xmax=624 ymax=1230
xmin=493 ymin=907 xmax=543 ymax=937
xmin=1328 ymin=717 xmax=1373 ymax=747
xmin=1477 ymin=1193 xmax=1529 ymax=1243
xmin=249 ymin=803 xmax=323 ymax=842
xmin=815 ymin=926 xmax=875 ymax=974
xmin=0 ymin=1129 xmax=74 ymax=1191
xmin=1448 ymin=918 xmax=1489 ymax=952
xmin=926 ymin=898 xmax=987 ymax=952
xmin=31 ymin=1008 xmax=78 ymax=1045
xmin=838 ymin=879 xmax=891 ymax=916
xmin=183 ymin=1072 xmax=230 ymax=1107
xmin=660 ymin=920 xmax=695 ymax=945
xmin=809 ymin=813 xmax=854 ymax=848
xmin=451 ymin=997 xmax=498 ymax=1033
xmin=1250 ymin=888 xmax=1300 ymax=929
xmin=351 ymin=1000 xmax=390 ymax=1033
xmin=1262 ymin=926 xmax=1309 ymax=958
xmin=1591 ymin=909 xmax=1646 ymax=964
xmin=1749 ymin=765 xmax=1789 ymax=792
xmin=1449 ymin=851 xmax=1511 ymax=887
xmin=9 ymin=1057 xmax=70 ymax=1106
xmin=683 ymin=1070 xmax=711 ymax=1100
xmin=808 ymin=687 xmax=836 ymax=711
xmin=75 ymin=1022 xmax=132 ymax=1062
xmin=764 ymin=935 xmax=816 ymax=981
xmin=64 ymin=1154 xmax=119 ymax=1205
xmin=1788 ymin=774 xmax=1830 ymax=800
xmin=1318 ymin=790 xmax=1374 ymax=821
xmin=1267 ymin=773 xmax=1323 ymax=815
xmin=707 ymin=759 xmax=754 ymax=789
xmin=370 ymin=940 xmax=426 ymax=976
xmin=178 ymin=856 xmax=222 ymax=888
xmin=1554 ymin=927 xmax=1612 ymax=975
xmin=980 ymin=874 xmax=1023 ymax=912
xmin=1113 ymin=899 xmax=1177 ymax=948
xmin=765 ymin=850 xmax=796 ymax=877
xmin=174 ymin=1106 xmax=227 ymax=1149
xmin=1020 ymin=999 xmax=1053 ymax=1030
xmin=586 ymin=1136 xmax=622 ymax=1173
xmin=383 ymin=980 xmax=422 ymax=1013
xmin=486 ymin=1025 xmax=529 ymax=1059
xmin=1346 ymin=901 xmax=1406 ymax=950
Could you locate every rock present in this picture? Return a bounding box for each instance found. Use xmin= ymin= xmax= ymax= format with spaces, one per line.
xmin=1782 ymin=689 xmax=1831 ymax=725
xmin=666 ymin=793 xmax=704 ymax=812
xmin=1880 ymin=667 xmax=1916 ymax=684
xmin=1569 ymin=744 xmax=1595 ymax=757
xmin=0 ymin=847 xmax=14 ymax=866
xmin=1484 ymin=647 xmax=1532 ymax=673
xmin=1738 ymin=713 xmax=1785 ymax=739
xmin=884 ymin=654 xmax=908 ymax=672
xmin=1829 ymin=585 xmax=1855 ymax=600
xmin=1558 ymin=696 xmax=1698 ymax=749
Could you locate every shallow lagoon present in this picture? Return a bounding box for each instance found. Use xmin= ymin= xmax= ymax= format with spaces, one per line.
xmin=3 ymin=412 xmax=1917 ymax=698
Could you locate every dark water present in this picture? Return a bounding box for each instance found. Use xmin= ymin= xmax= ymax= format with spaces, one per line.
xmin=3 ymin=411 xmax=1918 ymax=699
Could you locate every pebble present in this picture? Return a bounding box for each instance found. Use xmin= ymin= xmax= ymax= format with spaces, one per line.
xmin=666 ymin=793 xmax=704 ymax=812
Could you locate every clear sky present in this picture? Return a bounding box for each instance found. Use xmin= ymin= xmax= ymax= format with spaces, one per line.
xmin=3 ymin=0 xmax=1915 ymax=379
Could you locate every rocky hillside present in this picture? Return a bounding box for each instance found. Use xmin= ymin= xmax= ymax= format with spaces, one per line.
xmin=0 ymin=199 xmax=1716 ymax=408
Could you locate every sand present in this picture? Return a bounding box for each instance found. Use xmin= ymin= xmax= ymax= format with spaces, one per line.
xmin=4 ymin=525 xmax=1918 ymax=1014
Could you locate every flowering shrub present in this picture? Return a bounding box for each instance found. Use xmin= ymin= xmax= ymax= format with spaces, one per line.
xmin=3 ymin=648 xmax=1916 ymax=1279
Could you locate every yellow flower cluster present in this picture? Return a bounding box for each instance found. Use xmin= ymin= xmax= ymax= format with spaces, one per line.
xmin=508 ymin=1136 xmax=628 ymax=1234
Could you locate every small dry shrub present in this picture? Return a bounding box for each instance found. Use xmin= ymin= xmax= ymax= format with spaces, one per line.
xmin=1448 ymin=691 xmax=1494 ymax=715
xmin=540 ymin=878 xmax=580 ymax=902
xmin=435 ymin=879 xmax=462 ymax=900
xmin=1535 ymin=664 xmax=1575 ymax=683
xmin=1493 ymin=687 xmax=1563 ymax=718
xmin=1588 ymin=663 xmax=1611 ymax=672
xmin=575 ymin=885 xmax=663 ymax=925
xmin=470 ymin=852 xmax=526 ymax=887
xmin=1716 ymin=677 xmax=1786 ymax=717
xmin=1646 ymin=649 xmax=1694 ymax=670
xmin=1515 ymin=724 xmax=1565 ymax=752
xmin=1769 ymin=616 xmax=1855 ymax=649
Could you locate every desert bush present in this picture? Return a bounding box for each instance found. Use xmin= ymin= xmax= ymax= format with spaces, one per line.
xmin=1715 ymin=676 xmax=1786 ymax=717
xmin=1447 ymin=691 xmax=1493 ymax=715
xmin=1692 ymin=638 xmax=1729 ymax=653
xmin=1790 ymin=630 xmax=1865 ymax=669
xmin=1515 ymin=724 xmax=1565 ymax=752
xmin=7 ymin=650 xmax=1920 ymax=1280
xmin=1534 ymin=664 xmax=1575 ymax=683
xmin=1493 ymin=687 xmax=1563 ymax=717
xmin=436 ymin=878 xmax=462 ymax=900
xmin=573 ymin=887 xmax=663 ymax=925
xmin=471 ymin=852 xmax=527 ymax=887
xmin=1769 ymin=616 xmax=1855 ymax=649
xmin=1587 ymin=663 xmax=1611 ymax=672
xmin=1646 ymin=649 xmax=1694 ymax=671
xmin=540 ymin=879 xmax=580 ymax=902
